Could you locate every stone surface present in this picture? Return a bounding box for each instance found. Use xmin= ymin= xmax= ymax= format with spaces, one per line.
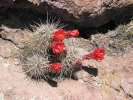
xmin=0 ymin=50 xmax=133 ymax=100
xmin=0 ymin=0 xmax=133 ymax=27
xmin=0 ymin=25 xmax=31 ymax=46
xmin=0 ymin=3 xmax=133 ymax=99
xmin=0 ymin=38 xmax=17 ymax=58
xmin=0 ymin=23 xmax=133 ymax=99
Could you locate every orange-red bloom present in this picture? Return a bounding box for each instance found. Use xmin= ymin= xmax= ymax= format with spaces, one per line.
xmin=83 ymin=48 xmax=105 ymax=61
xmin=67 ymin=29 xmax=79 ymax=37
xmin=51 ymin=41 xmax=65 ymax=54
xmin=50 ymin=63 xmax=62 ymax=72
xmin=53 ymin=29 xmax=66 ymax=41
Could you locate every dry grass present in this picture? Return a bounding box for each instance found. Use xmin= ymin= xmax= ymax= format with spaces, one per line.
xmin=90 ymin=21 xmax=133 ymax=56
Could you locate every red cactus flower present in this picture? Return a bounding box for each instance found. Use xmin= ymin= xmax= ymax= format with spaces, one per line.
xmin=63 ymin=50 xmax=67 ymax=54
xmin=53 ymin=29 xmax=66 ymax=41
xmin=50 ymin=63 xmax=62 ymax=72
xmin=51 ymin=41 xmax=65 ymax=54
xmin=83 ymin=48 xmax=105 ymax=61
xmin=74 ymin=61 xmax=82 ymax=67
xmin=67 ymin=29 xmax=79 ymax=37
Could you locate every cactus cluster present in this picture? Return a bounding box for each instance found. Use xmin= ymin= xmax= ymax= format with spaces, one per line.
xmin=19 ymin=18 xmax=105 ymax=82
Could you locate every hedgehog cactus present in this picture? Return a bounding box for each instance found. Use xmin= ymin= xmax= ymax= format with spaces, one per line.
xmin=19 ymin=18 xmax=105 ymax=82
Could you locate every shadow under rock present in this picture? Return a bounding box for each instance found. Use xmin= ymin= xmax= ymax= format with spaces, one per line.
xmin=81 ymin=66 xmax=98 ymax=77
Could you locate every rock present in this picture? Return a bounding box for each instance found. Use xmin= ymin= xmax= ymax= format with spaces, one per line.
xmin=119 ymin=68 xmax=133 ymax=96
xmin=0 ymin=0 xmax=133 ymax=28
xmin=0 ymin=25 xmax=31 ymax=46
xmin=0 ymin=38 xmax=18 ymax=58
xmin=75 ymin=70 xmax=92 ymax=82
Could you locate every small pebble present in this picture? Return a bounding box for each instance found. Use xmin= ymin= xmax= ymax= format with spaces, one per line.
xmin=2 ymin=61 xmax=10 ymax=68
xmin=78 ymin=79 xmax=84 ymax=83
xmin=14 ymin=59 xmax=20 ymax=65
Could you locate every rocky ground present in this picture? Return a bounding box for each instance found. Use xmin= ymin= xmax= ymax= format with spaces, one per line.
xmin=0 ymin=39 xmax=133 ymax=100
xmin=0 ymin=8 xmax=133 ymax=100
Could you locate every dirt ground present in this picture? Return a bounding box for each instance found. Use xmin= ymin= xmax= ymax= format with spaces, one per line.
xmin=0 ymin=8 xmax=133 ymax=100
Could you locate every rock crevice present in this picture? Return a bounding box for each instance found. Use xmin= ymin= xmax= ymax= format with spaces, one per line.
xmin=0 ymin=0 xmax=133 ymax=28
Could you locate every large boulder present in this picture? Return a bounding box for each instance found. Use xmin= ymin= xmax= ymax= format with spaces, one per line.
xmin=0 ymin=0 xmax=133 ymax=28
